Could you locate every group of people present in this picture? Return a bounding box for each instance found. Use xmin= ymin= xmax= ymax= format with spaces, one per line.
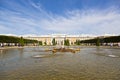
xmin=110 ymin=42 xmax=120 ymax=47
xmin=0 ymin=43 xmax=3 ymax=47
xmin=118 ymin=43 xmax=120 ymax=47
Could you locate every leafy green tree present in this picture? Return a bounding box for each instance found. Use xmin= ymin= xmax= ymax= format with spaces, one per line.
xmin=19 ymin=37 xmax=24 ymax=46
xmin=75 ymin=40 xmax=81 ymax=45
xmin=39 ymin=41 xmax=42 ymax=45
xmin=96 ymin=38 xmax=100 ymax=46
xmin=0 ymin=35 xmax=39 ymax=46
xmin=64 ymin=39 xmax=70 ymax=46
xmin=52 ymin=38 xmax=56 ymax=45
xmin=44 ymin=41 xmax=47 ymax=45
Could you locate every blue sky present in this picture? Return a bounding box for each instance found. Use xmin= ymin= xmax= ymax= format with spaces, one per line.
xmin=0 ymin=0 xmax=120 ymax=35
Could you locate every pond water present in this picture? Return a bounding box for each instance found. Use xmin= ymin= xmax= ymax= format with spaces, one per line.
xmin=0 ymin=47 xmax=120 ymax=80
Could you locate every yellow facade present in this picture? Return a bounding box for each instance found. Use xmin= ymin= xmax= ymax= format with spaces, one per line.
xmin=25 ymin=34 xmax=94 ymax=45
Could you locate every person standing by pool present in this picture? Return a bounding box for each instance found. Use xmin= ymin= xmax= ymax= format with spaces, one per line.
xmin=110 ymin=43 xmax=113 ymax=47
xmin=0 ymin=43 xmax=3 ymax=47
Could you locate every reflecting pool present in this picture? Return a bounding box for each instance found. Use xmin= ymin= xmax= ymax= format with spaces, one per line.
xmin=0 ymin=47 xmax=120 ymax=80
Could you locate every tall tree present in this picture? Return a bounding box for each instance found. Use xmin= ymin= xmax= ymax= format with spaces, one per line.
xmin=19 ymin=37 xmax=24 ymax=46
xmin=52 ymin=38 xmax=56 ymax=45
xmin=64 ymin=39 xmax=70 ymax=46
xmin=75 ymin=40 xmax=80 ymax=45
xmin=39 ymin=41 xmax=43 ymax=45
xmin=96 ymin=38 xmax=100 ymax=46
xmin=44 ymin=41 xmax=47 ymax=45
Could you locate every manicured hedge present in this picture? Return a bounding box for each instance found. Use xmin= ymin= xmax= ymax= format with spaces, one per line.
xmin=80 ymin=36 xmax=120 ymax=43
xmin=0 ymin=35 xmax=38 ymax=43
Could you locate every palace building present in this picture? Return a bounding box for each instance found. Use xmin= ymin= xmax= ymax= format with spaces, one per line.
xmin=24 ymin=34 xmax=95 ymax=45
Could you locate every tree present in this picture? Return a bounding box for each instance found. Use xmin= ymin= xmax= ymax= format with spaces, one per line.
xmin=96 ymin=38 xmax=100 ymax=46
xmin=44 ymin=41 xmax=47 ymax=45
xmin=64 ymin=39 xmax=70 ymax=46
xmin=52 ymin=38 xmax=56 ymax=45
xmin=75 ymin=40 xmax=80 ymax=45
xmin=39 ymin=41 xmax=42 ymax=45
xmin=19 ymin=37 xmax=24 ymax=46
xmin=0 ymin=35 xmax=39 ymax=46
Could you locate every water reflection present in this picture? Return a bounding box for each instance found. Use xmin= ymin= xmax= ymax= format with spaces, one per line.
xmin=0 ymin=47 xmax=120 ymax=80
xmin=93 ymin=47 xmax=120 ymax=58
xmin=18 ymin=48 xmax=24 ymax=58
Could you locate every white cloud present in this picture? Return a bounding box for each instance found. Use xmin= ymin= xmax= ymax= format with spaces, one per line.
xmin=0 ymin=0 xmax=120 ymax=35
xmin=40 ymin=8 xmax=120 ymax=35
